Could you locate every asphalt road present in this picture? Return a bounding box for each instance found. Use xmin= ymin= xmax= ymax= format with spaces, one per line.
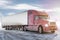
xmin=0 ymin=30 xmax=57 ymax=40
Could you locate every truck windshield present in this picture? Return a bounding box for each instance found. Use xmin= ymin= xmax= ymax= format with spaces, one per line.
xmin=35 ymin=15 xmax=48 ymax=20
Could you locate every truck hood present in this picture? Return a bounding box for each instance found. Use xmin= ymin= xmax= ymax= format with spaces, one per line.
xmin=47 ymin=19 xmax=56 ymax=22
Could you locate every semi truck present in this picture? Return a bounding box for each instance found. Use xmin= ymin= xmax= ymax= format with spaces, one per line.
xmin=2 ymin=10 xmax=57 ymax=33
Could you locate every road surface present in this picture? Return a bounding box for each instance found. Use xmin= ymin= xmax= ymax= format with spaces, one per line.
xmin=0 ymin=30 xmax=57 ymax=40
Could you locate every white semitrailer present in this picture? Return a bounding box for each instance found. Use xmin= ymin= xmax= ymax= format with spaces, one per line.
xmin=2 ymin=11 xmax=28 ymax=26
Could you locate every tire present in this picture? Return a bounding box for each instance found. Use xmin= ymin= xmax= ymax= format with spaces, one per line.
xmin=20 ymin=27 xmax=23 ymax=31
xmin=38 ymin=25 xmax=43 ymax=33
xmin=5 ymin=27 xmax=8 ymax=30
xmin=23 ymin=27 xmax=27 ymax=31
xmin=51 ymin=31 xmax=55 ymax=33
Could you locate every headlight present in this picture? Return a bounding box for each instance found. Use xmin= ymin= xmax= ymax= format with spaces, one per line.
xmin=45 ymin=24 xmax=48 ymax=27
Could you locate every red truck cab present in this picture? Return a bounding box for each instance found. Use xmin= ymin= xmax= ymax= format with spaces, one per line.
xmin=24 ymin=10 xmax=57 ymax=33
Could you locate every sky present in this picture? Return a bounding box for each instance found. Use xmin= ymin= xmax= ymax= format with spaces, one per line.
xmin=0 ymin=0 xmax=60 ymax=29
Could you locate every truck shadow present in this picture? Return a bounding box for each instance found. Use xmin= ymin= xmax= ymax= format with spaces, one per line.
xmin=23 ymin=30 xmax=57 ymax=34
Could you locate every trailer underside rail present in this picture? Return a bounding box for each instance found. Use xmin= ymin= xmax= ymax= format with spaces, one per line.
xmin=2 ymin=25 xmax=29 ymax=30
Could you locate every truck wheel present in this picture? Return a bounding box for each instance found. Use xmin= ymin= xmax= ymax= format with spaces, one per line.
xmin=20 ymin=27 xmax=23 ymax=31
xmin=51 ymin=31 xmax=55 ymax=33
xmin=23 ymin=27 xmax=27 ymax=31
xmin=38 ymin=26 xmax=43 ymax=33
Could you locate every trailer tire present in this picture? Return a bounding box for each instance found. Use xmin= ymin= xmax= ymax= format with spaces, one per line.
xmin=38 ymin=25 xmax=43 ymax=33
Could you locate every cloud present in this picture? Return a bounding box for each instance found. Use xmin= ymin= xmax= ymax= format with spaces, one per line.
xmin=2 ymin=4 xmax=60 ymax=18
xmin=0 ymin=0 xmax=12 ymax=7
xmin=7 ymin=12 xmax=15 ymax=16
xmin=3 ymin=3 xmax=60 ymax=12
xmin=45 ymin=7 xmax=60 ymax=20
xmin=3 ymin=4 xmax=46 ymax=11
xmin=0 ymin=12 xmax=16 ymax=17
xmin=44 ymin=7 xmax=60 ymax=13
xmin=0 ymin=13 xmax=3 ymax=17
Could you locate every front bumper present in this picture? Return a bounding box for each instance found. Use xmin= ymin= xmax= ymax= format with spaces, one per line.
xmin=50 ymin=26 xmax=57 ymax=31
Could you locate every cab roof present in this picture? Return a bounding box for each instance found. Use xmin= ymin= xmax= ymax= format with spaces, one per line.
xmin=28 ymin=10 xmax=48 ymax=16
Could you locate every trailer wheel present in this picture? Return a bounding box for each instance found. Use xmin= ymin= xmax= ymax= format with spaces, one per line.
xmin=38 ymin=25 xmax=43 ymax=33
xmin=5 ymin=27 xmax=8 ymax=30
